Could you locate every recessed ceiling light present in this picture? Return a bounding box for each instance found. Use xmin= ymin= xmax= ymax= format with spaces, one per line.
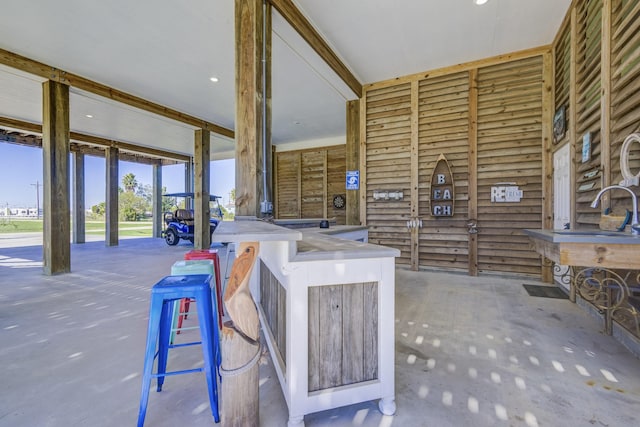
xmin=210 ymin=77 xmax=219 ymax=83
xmin=475 ymin=0 xmax=489 ymax=4
xmin=85 ymin=114 xmax=93 ymax=118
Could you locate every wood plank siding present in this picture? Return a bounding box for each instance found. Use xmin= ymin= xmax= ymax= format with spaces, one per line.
xmin=362 ymin=55 xmax=545 ymax=276
xmin=270 ymin=0 xmax=640 ymax=278
xmin=610 ymin=0 xmax=640 ymax=212
xmin=259 ymin=261 xmax=286 ymax=365
xmin=418 ymin=72 xmax=470 ymax=272
xmin=476 ymin=57 xmax=544 ymax=275
xmin=308 ymin=282 xmax=378 ymax=392
xmin=274 ymin=145 xmax=346 ymax=223
xmin=575 ymin=0 xmax=604 ymax=227
xmin=364 ymin=83 xmax=413 ymax=266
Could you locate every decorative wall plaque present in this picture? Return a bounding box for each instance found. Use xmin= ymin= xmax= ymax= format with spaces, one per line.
xmin=430 ymin=153 xmax=454 ymax=217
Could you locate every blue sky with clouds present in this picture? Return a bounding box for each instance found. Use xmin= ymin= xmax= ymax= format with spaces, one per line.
xmin=0 ymin=143 xmax=235 ymax=209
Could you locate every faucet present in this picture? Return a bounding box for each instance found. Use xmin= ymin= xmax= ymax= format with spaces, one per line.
xmin=590 ymin=185 xmax=640 ymax=235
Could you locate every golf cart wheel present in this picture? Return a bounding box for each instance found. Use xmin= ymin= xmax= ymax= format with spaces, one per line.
xmin=165 ymin=228 xmax=179 ymax=246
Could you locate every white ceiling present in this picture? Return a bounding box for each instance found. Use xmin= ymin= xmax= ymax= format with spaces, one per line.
xmin=0 ymin=0 xmax=572 ymax=160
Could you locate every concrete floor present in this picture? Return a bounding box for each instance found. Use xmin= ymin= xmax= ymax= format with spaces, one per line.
xmin=1 ymin=235 xmax=639 ymax=427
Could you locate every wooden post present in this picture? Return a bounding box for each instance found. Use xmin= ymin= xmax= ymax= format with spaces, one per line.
xmin=72 ymin=151 xmax=85 ymax=244
xmin=410 ymin=81 xmax=419 ymax=271
xmin=346 ymin=100 xmax=360 ymax=225
xmin=42 ymin=80 xmax=70 ymax=275
xmin=221 ymin=242 xmax=260 ymax=426
xmin=264 ymin=1 xmax=273 ymax=213
xmin=468 ymin=70 xmax=479 ymax=276
xmin=600 ymin=0 xmax=612 ymax=191
xmin=194 ymin=129 xmax=211 ymax=249
xmin=359 ymin=96 xmax=367 ymax=226
xmin=322 ymin=150 xmax=328 ymax=219
xmin=235 ymin=0 xmax=265 ymax=218
xmin=569 ymin=8 xmax=578 ymax=230
xmin=185 ymin=159 xmax=193 ymax=210
xmin=105 ymin=146 xmax=119 ymax=246
xmin=152 ymin=162 xmax=162 ymax=238
xmin=541 ymin=52 xmax=554 ymax=282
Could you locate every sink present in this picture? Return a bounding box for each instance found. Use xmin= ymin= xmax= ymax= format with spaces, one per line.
xmin=524 ymin=228 xmax=640 ymax=270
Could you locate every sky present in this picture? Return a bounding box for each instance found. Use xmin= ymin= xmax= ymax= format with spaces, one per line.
xmin=0 ymin=143 xmax=236 ymax=209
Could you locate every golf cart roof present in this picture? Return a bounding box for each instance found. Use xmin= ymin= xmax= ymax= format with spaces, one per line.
xmin=163 ymin=192 xmax=221 ymax=201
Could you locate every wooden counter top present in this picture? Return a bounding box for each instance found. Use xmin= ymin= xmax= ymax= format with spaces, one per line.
xmin=524 ymin=229 xmax=640 ymax=269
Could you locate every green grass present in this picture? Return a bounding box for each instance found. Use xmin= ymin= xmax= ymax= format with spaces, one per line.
xmin=0 ymin=218 xmax=153 ymax=237
xmin=0 ymin=218 xmax=43 ymax=232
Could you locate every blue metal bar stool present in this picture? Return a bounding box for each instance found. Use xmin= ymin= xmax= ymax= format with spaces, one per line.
xmin=137 ymin=274 xmax=220 ymax=426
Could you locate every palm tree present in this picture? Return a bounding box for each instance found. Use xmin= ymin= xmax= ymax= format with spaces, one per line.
xmin=122 ymin=173 xmax=138 ymax=193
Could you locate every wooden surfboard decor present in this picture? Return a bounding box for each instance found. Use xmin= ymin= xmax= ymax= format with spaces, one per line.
xmin=430 ymin=153 xmax=454 ymax=217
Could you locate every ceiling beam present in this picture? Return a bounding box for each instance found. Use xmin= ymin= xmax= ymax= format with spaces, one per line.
xmin=1 ymin=129 xmax=177 ymax=166
xmin=0 ymin=48 xmax=234 ymax=139
xmin=0 ymin=116 xmax=190 ymax=162
xmin=268 ymin=0 xmax=362 ymax=98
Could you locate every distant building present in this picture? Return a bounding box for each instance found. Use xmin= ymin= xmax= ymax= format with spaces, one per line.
xmin=0 ymin=207 xmax=42 ymax=217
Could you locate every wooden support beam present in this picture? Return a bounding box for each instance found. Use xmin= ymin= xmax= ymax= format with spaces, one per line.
xmin=268 ymin=0 xmax=362 ymax=98
xmin=468 ymin=70 xmax=479 ymax=277
xmin=365 ymin=45 xmax=550 ymax=92
xmin=0 ymin=48 xmax=234 ymax=138
xmin=0 ymin=129 xmax=41 ymax=146
xmin=0 ymin=116 xmax=190 ymax=162
xmin=185 ymin=159 xmax=194 ymax=210
xmin=569 ymin=7 xmax=578 ymax=230
xmin=152 ymin=164 xmax=163 ymax=238
xmin=194 ymin=129 xmax=211 ymax=249
xmin=359 ymin=96 xmax=367 ymax=226
xmin=0 ymin=116 xmax=41 ymax=133
xmin=264 ymin=1 xmax=274 ymax=212
xmin=72 ymin=152 xmax=86 ymax=244
xmin=235 ymin=0 xmax=265 ymax=218
xmin=345 ymin=99 xmax=360 ymax=225
xmin=410 ymin=81 xmax=419 ymax=271
xmin=105 ymin=147 xmax=119 ymax=246
xmin=541 ymin=52 xmax=554 ymax=282
xmin=70 ymin=131 xmax=191 ymax=163
xmin=42 ymin=80 xmax=70 ymax=275
xmin=600 ymin=0 xmax=612 ymax=191
xmin=322 ymin=149 xmax=328 ymax=219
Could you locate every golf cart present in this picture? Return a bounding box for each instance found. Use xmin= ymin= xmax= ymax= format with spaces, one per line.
xmin=161 ymin=192 xmax=224 ymax=246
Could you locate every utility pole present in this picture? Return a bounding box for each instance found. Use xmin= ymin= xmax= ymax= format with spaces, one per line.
xmin=31 ymin=181 xmax=41 ymax=219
